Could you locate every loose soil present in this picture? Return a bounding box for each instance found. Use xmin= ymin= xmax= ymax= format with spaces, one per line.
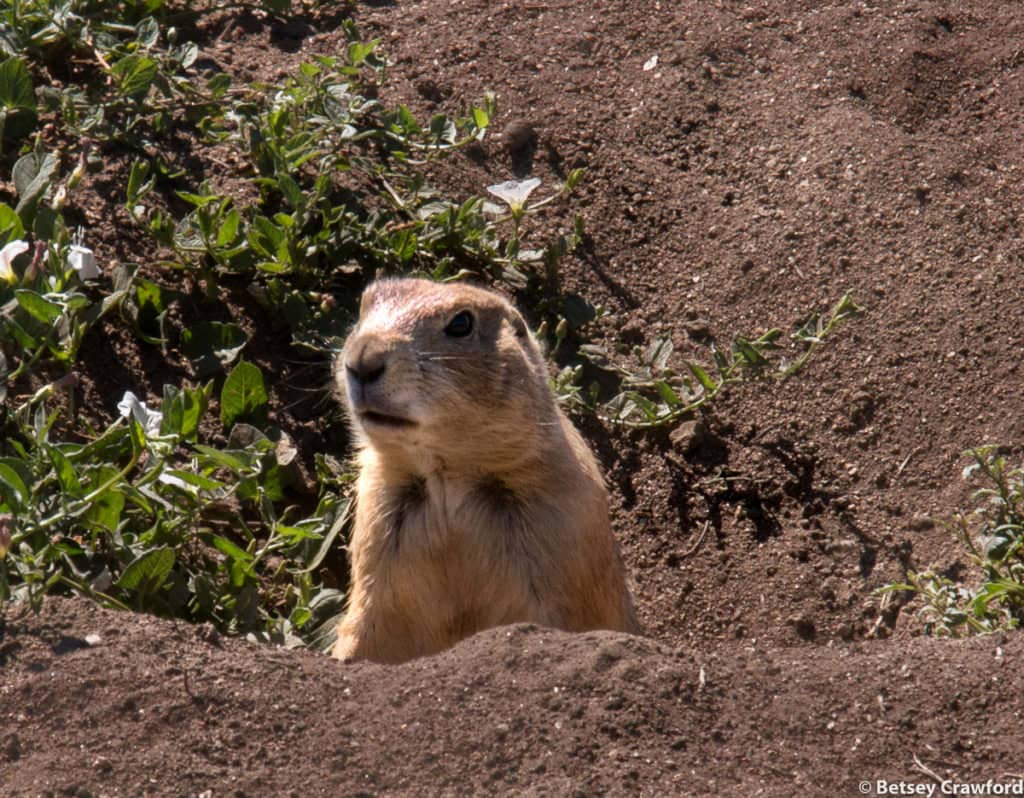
xmin=5 ymin=1 xmax=1024 ymax=795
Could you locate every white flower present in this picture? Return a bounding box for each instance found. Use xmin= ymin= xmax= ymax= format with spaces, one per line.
xmin=480 ymin=201 xmax=507 ymax=216
xmin=117 ymin=391 xmax=163 ymax=435
xmin=486 ymin=177 xmax=541 ymax=213
xmin=0 ymin=239 xmax=29 ymax=284
xmin=157 ymin=471 xmax=191 ymax=490
xmin=68 ymin=244 xmax=100 ymax=280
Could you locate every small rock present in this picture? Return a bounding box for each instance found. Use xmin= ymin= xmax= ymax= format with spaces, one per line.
xmin=2 ymin=733 xmax=22 ymax=762
xmin=502 ymin=119 xmax=538 ymax=155
xmin=787 ymin=614 xmax=817 ymax=640
xmin=92 ymin=756 xmax=113 ymax=774
xmin=683 ymin=319 xmax=711 ymax=340
xmin=618 ymin=317 xmax=645 ymax=345
xmin=831 ymin=496 xmax=851 ymax=511
xmin=670 ymin=419 xmax=708 ymax=454
xmin=196 ymin=623 xmax=222 ymax=646
xmin=84 ymin=633 xmax=102 ymax=647
xmin=604 ymin=693 xmax=626 ymax=711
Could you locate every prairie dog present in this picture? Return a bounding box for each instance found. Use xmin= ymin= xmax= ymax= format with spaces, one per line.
xmin=331 ymin=278 xmax=637 ymax=663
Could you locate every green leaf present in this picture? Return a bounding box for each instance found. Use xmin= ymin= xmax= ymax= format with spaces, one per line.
xmin=0 ymin=56 xmax=34 ymax=108
xmin=347 ymin=40 xmax=378 ymax=65
xmin=229 ymin=558 xmax=250 ymax=588
xmin=472 ymin=105 xmax=490 ymax=129
xmin=220 ymin=360 xmax=268 ymax=429
xmin=15 ymin=290 xmax=62 ymax=324
xmin=136 ymin=279 xmax=165 ymax=313
xmin=0 ymin=202 xmax=24 ymax=241
xmin=290 ymin=606 xmax=312 ymax=628
xmin=175 ymin=190 xmax=222 ymax=208
xmin=686 ymin=361 xmax=718 ymax=393
xmin=248 ymin=215 xmax=285 ymax=257
xmin=132 ymin=278 xmax=169 ymax=342
xmin=394 ymin=104 xmax=421 ymax=135
xmin=13 ymin=151 xmax=57 ymax=223
xmin=733 ymin=338 xmax=770 ymax=369
xmin=429 ymin=114 xmax=457 ymax=145
xmin=832 ymin=292 xmax=863 ymax=321
xmin=176 ymin=42 xmax=198 ymax=70
xmin=135 ymin=17 xmax=160 ymax=48
xmin=276 ymin=174 xmax=303 ymax=210
xmin=180 ymin=321 xmax=248 ymax=377
xmin=128 ymin=414 xmax=147 ymax=453
xmin=255 ymin=259 xmax=290 ymax=274
xmin=0 ymin=57 xmax=37 ymax=142
xmin=206 ymin=72 xmax=231 ymax=98
xmin=644 ymin=337 xmax=673 ymax=371
xmin=390 ymin=229 xmax=417 ymax=263
xmin=216 ymin=208 xmax=241 ymax=246
xmin=300 ymin=500 xmax=351 ymax=573
xmin=193 ymin=445 xmax=255 ymax=473
xmin=213 ymin=535 xmax=253 ymax=563
xmin=4 ymin=316 xmax=39 ymax=350
xmin=47 ymin=445 xmax=83 ymax=497
xmin=85 ymin=474 xmax=125 ymax=533
xmin=260 ymin=462 xmax=289 ymax=502
xmin=628 ymin=391 xmax=662 ymax=421
xmin=116 ymin=546 xmax=175 ymax=593
xmin=0 ymin=460 xmax=29 ymax=512
xmin=565 ymin=168 xmax=587 ymax=191
xmin=125 ymin=159 xmax=154 ymax=209
xmin=653 ymin=381 xmax=682 ymax=407
xmin=112 ymin=54 xmax=159 ymax=100
xmin=160 ymin=382 xmax=210 ymax=441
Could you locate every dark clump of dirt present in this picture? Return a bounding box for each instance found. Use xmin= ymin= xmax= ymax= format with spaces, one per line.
xmin=7 ymin=0 xmax=1024 ymax=795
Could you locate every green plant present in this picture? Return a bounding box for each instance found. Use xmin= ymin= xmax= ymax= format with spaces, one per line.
xmin=125 ymin=35 xmax=584 ymax=352
xmin=0 ymin=55 xmax=37 ymax=152
xmin=0 ymin=365 xmax=349 ymax=647
xmin=558 ymin=293 xmax=863 ymax=429
xmin=0 ymin=137 xmax=122 ymax=389
xmin=882 ymin=447 xmax=1024 ymax=636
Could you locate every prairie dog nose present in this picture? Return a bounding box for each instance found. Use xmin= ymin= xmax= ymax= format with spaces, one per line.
xmin=345 ymin=338 xmax=388 ymax=384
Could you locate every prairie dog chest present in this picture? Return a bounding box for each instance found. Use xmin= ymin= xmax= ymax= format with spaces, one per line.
xmin=365 ymin=470 xmax=530 ymax=564
xmin=424 ymin=473 xmax=513 ymax=545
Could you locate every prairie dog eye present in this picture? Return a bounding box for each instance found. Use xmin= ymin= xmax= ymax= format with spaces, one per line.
xmin=444 ymin=310 xmax=474 ymax=338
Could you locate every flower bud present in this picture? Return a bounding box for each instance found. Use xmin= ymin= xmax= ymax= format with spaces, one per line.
xmin=0 ymin=514 xmax=12 ymax=560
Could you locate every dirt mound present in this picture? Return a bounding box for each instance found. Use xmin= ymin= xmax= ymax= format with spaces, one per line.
xmin=7 ymin=0 xmax=1024 ymax=794
xmin=2 ymin=598 xmax=1020 ymax=796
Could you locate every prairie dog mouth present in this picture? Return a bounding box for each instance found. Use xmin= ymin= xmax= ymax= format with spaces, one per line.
xmin=359 ymin=410 xmax=417 ymax=429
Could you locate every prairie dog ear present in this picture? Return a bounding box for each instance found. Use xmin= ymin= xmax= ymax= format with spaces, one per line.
xmin=359 ymin=284 xmax=378 ymax=317
xmin=507 ymin=306 xmax=529 ymax=339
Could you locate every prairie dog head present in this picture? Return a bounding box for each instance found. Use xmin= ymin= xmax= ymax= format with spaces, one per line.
xmin=337 ymin=278 xmax=557 ymax=473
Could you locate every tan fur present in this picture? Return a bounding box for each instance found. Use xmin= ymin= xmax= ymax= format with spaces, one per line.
xmin=331 ymin=278 xmax=638 ymax=663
